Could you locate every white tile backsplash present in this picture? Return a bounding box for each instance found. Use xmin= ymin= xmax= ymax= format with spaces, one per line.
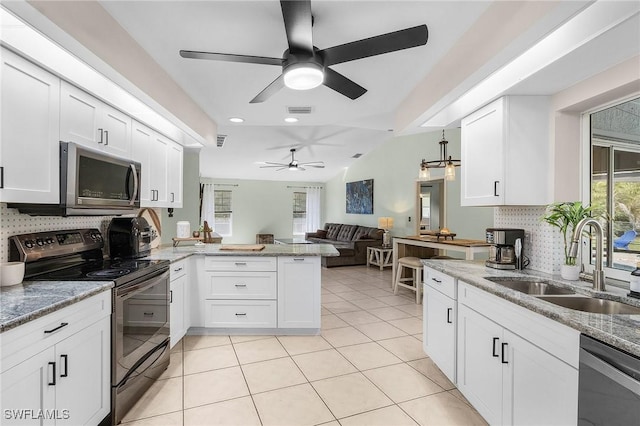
xmin=0 ymin=203 xmax=117 ymax=262
xmin=494 ymin=206 xmax=562 ymax=274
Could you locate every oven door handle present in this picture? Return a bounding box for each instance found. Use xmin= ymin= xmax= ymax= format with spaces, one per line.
xmin=116 ymin=269 xmax=169 ymax=298
xmin=580 ymin=348 xmax=640 ymax=394
xmin=115 ymin=340 xmax=169 ymax=388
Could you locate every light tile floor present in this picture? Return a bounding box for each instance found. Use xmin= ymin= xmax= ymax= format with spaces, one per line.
xmin=121 ymin=265 xmax=487 ymax=426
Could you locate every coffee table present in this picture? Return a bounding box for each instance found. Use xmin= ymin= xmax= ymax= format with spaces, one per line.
xmin=274 ymin=238 xmax=313 ymax=244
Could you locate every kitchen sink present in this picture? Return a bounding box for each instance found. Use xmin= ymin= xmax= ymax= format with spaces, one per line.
xmin=537 ymin=296 xmax=640 ymax=315
xmin=485 ymin=277 xmax=576 ymax=295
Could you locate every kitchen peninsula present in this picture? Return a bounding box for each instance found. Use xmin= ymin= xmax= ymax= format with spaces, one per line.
xmin=148 ymin=243 xmax=339 ymax=339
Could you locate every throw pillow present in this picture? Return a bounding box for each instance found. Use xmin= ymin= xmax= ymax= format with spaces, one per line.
xmin=316 ymin=229 xmax=328 ymax=238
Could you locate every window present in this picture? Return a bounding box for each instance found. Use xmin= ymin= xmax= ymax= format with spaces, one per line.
xmin=293 ymin=192 xmax=307 ymax=236
xmin=587 ymin=97 xmax=640 ymax=278
xmin=214 ymin=190 xmax=232 ymax=236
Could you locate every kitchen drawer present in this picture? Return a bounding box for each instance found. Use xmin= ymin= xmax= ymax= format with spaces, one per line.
xmin=424 ymin=266 xmax=456 ymax=299
xmin=170 ymin=259 xmax=188 ymax=280
xmin=205 ymin=272 xmax=277 ymax=299
xmin=205 ymin=300 xmax=277 ymax=328
xmin=204 ymin=256 xmax=276 ymax=272
xmin=1 ymin=290 xmax=111 ymax=373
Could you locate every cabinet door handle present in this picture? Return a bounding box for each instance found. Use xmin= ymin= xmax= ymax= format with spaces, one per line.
xmin=0 ymin=166 xmax=4 ymax=189
xmin=98 ymin=128 xmax=104 ymax=144
xmin=235 ymin=313 xmax=247 ymax=316
xmin=170 ymin=290 xmax=173 ymax=303
xmin=48 ymin=362 xmax=56 ymax=386
xmin=446 ymin=308 xmax=453 ymax=324
xmin=235 ymin=284 xmax=247 ymax=288
xmin=494 ymin=181 xmax=499 ymax=197
xmin=501 ymin=343 xmax=508 ymax=364
xmin=492 ymin=337 xmax=500 ymax=357
xmin=171 ymin=192 xmax=175 ymax=202
xmin=44 ymin=322 xmax=69 ymax=334
xmin=104 ymin=130 xmax=109 ymax=145
xmin=60 ymin=354 xmax=68 ymax=378
xmin=431 ymin=277 xmax=442 ymax=283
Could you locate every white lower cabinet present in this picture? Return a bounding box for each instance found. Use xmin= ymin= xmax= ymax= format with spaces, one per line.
xmin=277 ymin=257 xmax=321 ymax=329
xmin=457 ymin=281 xmax=579 ymax=425
xmin=170 ymin=259 xmax=190 ymax=348
xmin=423 ymin=283 xmax=456 ymax=383
xmin=0 ymin=292 xmax=111 ymax=425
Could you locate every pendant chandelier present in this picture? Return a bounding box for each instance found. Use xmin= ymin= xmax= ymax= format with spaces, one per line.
xmin=418 ymin=130 xmax=461 ymax=181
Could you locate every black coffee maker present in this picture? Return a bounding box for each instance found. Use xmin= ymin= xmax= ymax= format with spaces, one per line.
xmin=485 ymin=228 xmax=525 ymax=270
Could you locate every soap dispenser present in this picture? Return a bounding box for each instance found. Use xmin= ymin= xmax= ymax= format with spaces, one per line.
xmin=629 ymin=259 xmax=640 ymax=299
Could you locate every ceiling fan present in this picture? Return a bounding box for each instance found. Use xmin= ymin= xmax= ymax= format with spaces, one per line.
xmin=260 ymin=148 xmax=325 ymax=171
xmin=179 ymin=0 xmax=428 ymax=103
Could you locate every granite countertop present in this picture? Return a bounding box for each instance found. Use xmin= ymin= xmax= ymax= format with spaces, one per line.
xmin=0 ymin=280 xmax=113 ymax=333
xmin=422 ymin=259 xmax=640 ymax=357
xmin=146 ymin=243 xmax=340 ymax=262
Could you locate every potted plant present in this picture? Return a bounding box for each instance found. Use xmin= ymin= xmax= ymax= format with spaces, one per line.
xmin=542 ymin=201 xmax=594 ymax=280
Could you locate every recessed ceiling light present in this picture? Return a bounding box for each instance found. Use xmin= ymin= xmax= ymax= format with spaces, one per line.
xmin=229 ymin=117 xmax=244 ymax=123
xmin=284 ymin=117 xmax=298 ymax=123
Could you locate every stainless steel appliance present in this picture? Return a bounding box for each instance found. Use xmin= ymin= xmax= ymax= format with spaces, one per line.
xmin=485 ymin=228 xmax=525 ymax=270
xmin=10 ymin=142 xmax=141 ymax=216
xmin=9 ymin=229 xmax=169 ymax=425
xmin=578 ymin=334 xmax=640 ymax=425
xmin=109 ymin=217 xmax=152 ymax=259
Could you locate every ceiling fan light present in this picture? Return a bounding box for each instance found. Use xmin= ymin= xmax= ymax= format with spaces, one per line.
xmin=284 ymin=63 xmax=324 ymax=90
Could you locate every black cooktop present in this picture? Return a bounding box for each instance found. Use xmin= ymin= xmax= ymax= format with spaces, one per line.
xmin=31 ymin=258 xmax=169 ymax=285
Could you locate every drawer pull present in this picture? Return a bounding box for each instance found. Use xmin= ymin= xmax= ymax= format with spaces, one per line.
xmin=235 ymin=313 xmax=247 ymax=316
xmin=60 ymin=354 xmax=69 ymax=378
xmin=173 ymin=267 xmax=183 ymax=272
xmin=235 ymin=262 xmax=247 ymax=266
xmin=143 ymin=312 xmax=155 ymax=316
xmin=431 ymin=278 xmax=442 ymax=283
xmin=492 ymin=337 xmax=500 ymax=357
xmin=446 ymin=308 xmax=453 ymax=324
xmin=44 ymin=322 xmax=69 ymax=334
xmin=293 ymin=258 xmax=305 ymax=261
xmin=48 ymin=362 xmax=56 ymax=386
xmin=501 ymin=343 xmax=509 ymax=364
xmin=235 ymin=284 xmax=247 ymax=288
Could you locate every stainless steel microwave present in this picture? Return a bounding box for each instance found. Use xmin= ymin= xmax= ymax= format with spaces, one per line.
xmin=11 ymin=142 xmax=141 ymax=216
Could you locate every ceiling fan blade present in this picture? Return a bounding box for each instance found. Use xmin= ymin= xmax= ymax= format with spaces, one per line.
xmin=280 ymin=0 xmax=313 ymax=53
xmin=319 ymin=24 xmax=428 ymax=66
xmin=302 ymin=164 xmax=325 ymax=168
xmin=179 ymin=50 xmax=283 ymax=66
xmin=250 ymin=74 xmax=286 ymax=103
xmin=323 ymin=68 xmax=367 ymax=100
xmin=297 ymin=166 xmax=306 ymax=171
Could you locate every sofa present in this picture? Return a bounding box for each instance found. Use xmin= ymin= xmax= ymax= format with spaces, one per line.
xmin=305 ymin=223 xmax=384 ymax=267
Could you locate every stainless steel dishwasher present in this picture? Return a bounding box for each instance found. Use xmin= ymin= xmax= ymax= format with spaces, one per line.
xmin=578 ymin=334 xmax=640 ymax=425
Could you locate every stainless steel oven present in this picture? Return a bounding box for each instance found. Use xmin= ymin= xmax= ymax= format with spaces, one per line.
xmin=113 ymin=268 xmax=170 ymax=425
xmin=10 ymin=142 xmax=141 ymax=216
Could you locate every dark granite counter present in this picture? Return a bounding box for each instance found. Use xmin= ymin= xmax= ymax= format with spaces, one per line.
xmin=422 ymin=259 xmax=640 ymax=357
xmin=0 ymin=280 xmax=113 ymax=333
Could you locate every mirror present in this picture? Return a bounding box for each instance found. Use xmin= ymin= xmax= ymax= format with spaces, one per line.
xmin=416 ymin=178 xmax=446 ymax=235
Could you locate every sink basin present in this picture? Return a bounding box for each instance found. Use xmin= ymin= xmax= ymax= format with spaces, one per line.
xmin=538 ymin=296 xmax=640 ymax=314
xmin=485 ymin=277 xmax=576 ymax=295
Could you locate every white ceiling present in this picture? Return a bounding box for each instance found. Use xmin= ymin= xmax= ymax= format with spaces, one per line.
xmin=92 ymin=1 xmax=638 ymax=182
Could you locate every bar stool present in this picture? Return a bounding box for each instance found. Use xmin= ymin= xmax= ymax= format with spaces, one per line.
xmin=393 ymin=257 xmax=423 ymax=304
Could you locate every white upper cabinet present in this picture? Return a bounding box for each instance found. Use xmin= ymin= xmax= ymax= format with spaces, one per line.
xmin=0 ymin=48 xmax=60 ymax=204
xmin=60 ymin=81 xmax=131 ymax=158
xmin=461 ymin=96 xmax=551 ymax=206
xmin=132 ymin=120 xmax=182 ymax=208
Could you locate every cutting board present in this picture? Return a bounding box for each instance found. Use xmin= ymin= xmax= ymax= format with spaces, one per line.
xmin=219 ymin=244 xmax=265 ymax=251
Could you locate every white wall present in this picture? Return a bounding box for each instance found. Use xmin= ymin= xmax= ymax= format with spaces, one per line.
xmin=324 ymin=129 xmax=493 ymax=241
xmin=200 ymin=178 xmax=325 ymax=244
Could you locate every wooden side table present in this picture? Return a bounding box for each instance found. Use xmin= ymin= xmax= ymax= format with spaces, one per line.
xmin=367 ymin=246 xmax=393 ymax=270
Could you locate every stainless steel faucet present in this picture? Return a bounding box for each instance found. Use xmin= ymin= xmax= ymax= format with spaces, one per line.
xmin=569 ymin=218 xmax=606 ymax=291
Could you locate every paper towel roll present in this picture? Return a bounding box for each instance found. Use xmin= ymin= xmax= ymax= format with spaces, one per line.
xmin=176 ymin=221 xmax=190 ymax=238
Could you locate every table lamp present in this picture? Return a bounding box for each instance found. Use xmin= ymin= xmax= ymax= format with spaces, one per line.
xmin=378 ymin=217 xmax=394 ymax=247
